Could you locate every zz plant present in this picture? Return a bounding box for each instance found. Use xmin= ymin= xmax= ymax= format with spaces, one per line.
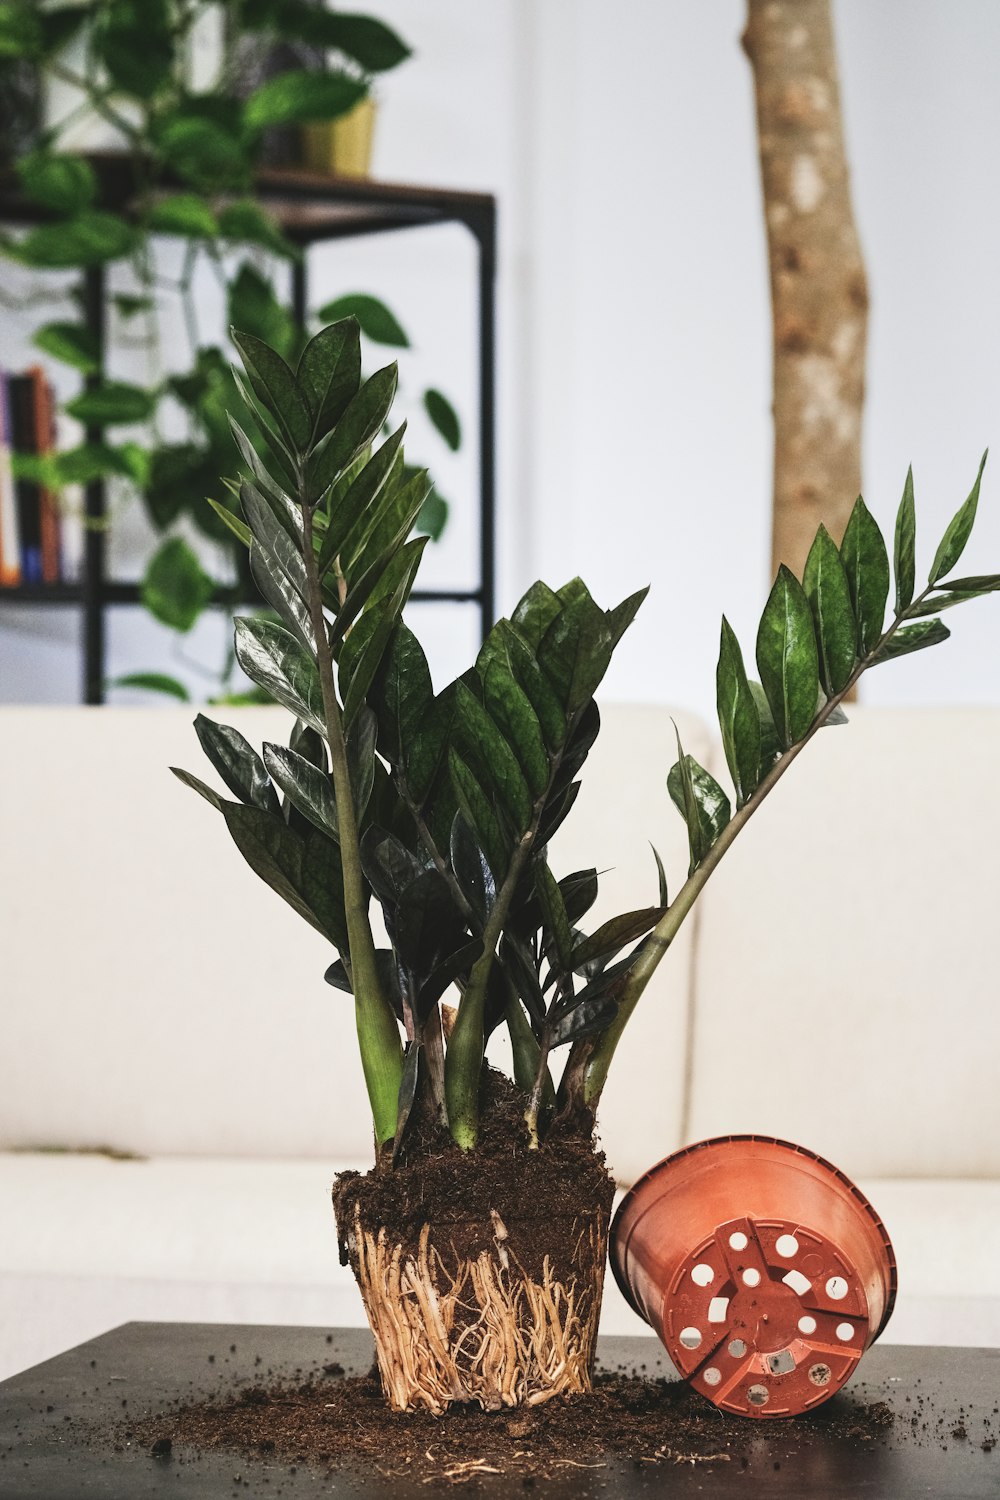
xmin=177 ymin=319 xmax=998 ymax=1160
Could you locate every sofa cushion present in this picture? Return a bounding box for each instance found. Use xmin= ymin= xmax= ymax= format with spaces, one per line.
xmin=687 ymin=707 xmax=1000 ymax=1178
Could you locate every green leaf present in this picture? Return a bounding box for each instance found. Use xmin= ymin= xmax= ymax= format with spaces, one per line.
xmin=17 ymin=151 xmax=96 ymax=213
xmin=170 ymin=765 xmax=223 ymax=810
xmin=840 ymin=496 xmax=890 ymax=655
xmin=347 ymin=707 xmax=378 ymax=819
xmin=208 ymin=498 xmax=252 ymax=548
xmin=156 ymin=115 xmax=250 ymax=192
xmin=297 ymin=319 xmax=362 ymax=439
xmin=263 ymin=742 xmax=338 ymax=838
xmin=228 ymin=264 xmax=297 ymax=359
xmin=908 ymin=585 xmax=1000 ymax=616
xmin=453 ymin=679 xmax=534 ymax=833
xmin=448 ymin=748 xmax=509 ymax=882
xmin=511 ymin=580 xmax=563 ymax=650
xmin=316 ymin=294 xmax=409 ymax=348
xmin=250 ymin=541 xmax=313 ymax=651
xmin=294 ymin=11 xmax=411 ymax=71
xmin=141 ymin=538 xmax=214 ymax=632
xmin=234 ymin=617 xmax=327 ymax=736
xmin=755 ymin=565 xmax=821 ymax=749
xmin=0 ymin=2 xmax=42 ymax=56
xmin=221 ymin=802 xmax=347 ymax=950
xmin=371 ymin=620 xmax=432 ymax=768
xmin=112 ymin=672 xmax=190 ymax=701
xmin=94 ymin=0 xmax=172 ymax=97
xmin=423 ymin=388 xmax=461 ymax=451
xmin=113 ymin=293 xmax=155 ymax=320
xmin=715 ymin=616 xmax=760 ymax=807
xmin=548 ymin=994 xmax=618 ymax=1049
xmin=668 ymin=735 xmax=731 ymax=875
xmin=38 ymin=5 xmax=89 ymax=57
xmin=937 ymin=573 xmax=1000 ymax=591
xmin=606 ymin=586 xmax=649 ymax=648
xmin=482 ymin=659 xmax=550 ymax=798
xmin=195 ymin=714 xmax=279 ymax=813
xmin=309 ymin=364 xmax=398 ymax=499
xmin=65 ymin=382 xmax=155 ymax=427
xmin=875 ymin=618 xmax=951 ymax=662
xmin=651 ymin=843 xmax=669 ymax=907
xmin=33 ymin=321 xmax=100 ymax=374
xmin=416 ymin=487 xmax=448 ymax=541
xmin=749 ymin=681 xmax=781 ymax=773
xmin=318 ymin=424 xmax=405 ymax=566
xmin=496 ymin=621 xmax=565 ymax=751
xmin=231 ymin=329 xmax=312 ymax=452
xmin=244 ymin=69 xmax=367 ymax=130
xmin=571 ymin=908 xmax=664 ymax=971
xmin=217 ymin=200 xmax=295 ymax=258
xmin=537 ymin=589 xmax=614 ymax=714
xmin=929 ymin=451 xmax=988 ymax=585
xmin=148 ymin=194 xmax=220 ymax=239
xmin=894 ymin=466 xmax=916 ymax=612
xmin=341 ymin=538 xmax=427 ymax=728
xmin=535 ymin=859 xmax=573 ymax=972
xmin=450 ymin=812 xmax=496 ymax=930
xmin=8 ymin=211 xmax=137 ymax=268
xmin=803 ymin=524 xmax=857 ymax=696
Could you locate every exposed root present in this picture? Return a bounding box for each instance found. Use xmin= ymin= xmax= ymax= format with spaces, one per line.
xmin=351 ymin=1208 xmax=607 ymax=1413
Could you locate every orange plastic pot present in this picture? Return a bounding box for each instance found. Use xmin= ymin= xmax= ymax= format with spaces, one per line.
xmin=610 ymin=1135 xmax=897 ymax=1418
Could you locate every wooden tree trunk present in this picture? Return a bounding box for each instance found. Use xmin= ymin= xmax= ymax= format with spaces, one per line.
xmin=743 ymin=0 xmax=869 ymax=582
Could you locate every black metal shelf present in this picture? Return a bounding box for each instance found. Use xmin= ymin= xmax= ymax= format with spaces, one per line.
xmin=0 ymin=154 xmax=497 ymax=703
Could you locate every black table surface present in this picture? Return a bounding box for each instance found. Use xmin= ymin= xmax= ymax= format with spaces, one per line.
xmin=1 ymin=1323 xmax=997 ymax=1498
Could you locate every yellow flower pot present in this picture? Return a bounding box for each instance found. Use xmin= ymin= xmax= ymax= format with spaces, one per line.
xmin=301 ymin=95 xmax=376 ymax=179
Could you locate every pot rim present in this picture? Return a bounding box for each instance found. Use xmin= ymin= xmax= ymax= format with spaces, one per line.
xmin=610 ymin=1133 xmax=898 ymax=1341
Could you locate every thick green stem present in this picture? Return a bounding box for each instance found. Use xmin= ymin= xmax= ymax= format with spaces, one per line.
xmin=300 ymin=493 xmax=403 ymax=1148
xmin=576 ymin=592 xmax=933 ymax=1109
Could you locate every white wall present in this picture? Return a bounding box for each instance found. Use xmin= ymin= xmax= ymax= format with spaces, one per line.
xmin=2 ymin=0 xmax=999 ymax=715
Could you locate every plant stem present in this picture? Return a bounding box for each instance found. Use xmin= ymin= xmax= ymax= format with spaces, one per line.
xmin=300 ymin=486 xmax=403 ymax=1148
xmin=575 ymin=591 xmax=933 ymax=1109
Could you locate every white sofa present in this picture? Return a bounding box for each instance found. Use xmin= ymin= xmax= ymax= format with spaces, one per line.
xmin=1 ymin=703 xmax=998 ymax=1381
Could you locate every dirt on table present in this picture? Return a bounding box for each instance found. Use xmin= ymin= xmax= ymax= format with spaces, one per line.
xmin=127 ymin=1364 xmax=896 ymax=1483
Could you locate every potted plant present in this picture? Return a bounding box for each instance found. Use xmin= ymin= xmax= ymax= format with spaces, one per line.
xmin=176 ymin=318 xmax=997 ymax=1413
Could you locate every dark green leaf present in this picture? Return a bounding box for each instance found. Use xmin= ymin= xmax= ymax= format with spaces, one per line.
xmin=250 ymin=542 xmax=312 ymax=648
xmin=38 ymin=4 xmax=89 ymax=56
xmin=668 ymin=731 xmax=731 ymax=876
xmin=318 ymin=424 xmax=405 ymax=565
xmin=651 ymin=844 xmax=668 ymax=907
xmin=482 ymin=659 xmax=550 ymax=798
xmin=295 ymin=11 xmax=411 ymax=70
xmin=755 ymin=565 xmax=821 ymax=748
xmin=571 ymin=907 xmax=664 ymax=970
xmin=341 ymin=538 xmax=427 ymax=728
xmin=716 ymin=616 xmax=760 ymax=806
xmin=231 ymin=329 xmax=312 ymax=452
xmin=875 ymin=618 xmax=951 ymax=662
xmin=894 ymin=466 xmax=917 ymax=612
xmin=94 ymin=0 xmax=172 ymax=97
xmin=908 ymin=584 xmax=1000 ymax=616
xmin=65 ymin=382 xmax=155 ymax=427
xmin=0 ymin=3 xmax=42 ymax=56
xmin=332 ymin=484 xmax=430 ymax=643
xmin=228 ymin=265 xmax=296 ymax=358
xmin=170 ymin=765 xmax=222 ymax=809
xmin=606 ymin=586 xmax=649 ymax=648
xmin=17 ymin=152 xmax=95 ymax=213
xmin=33 ymin=321 xmax=100 ymax=374
xmin=535 ymin=859 xmax=573 ymax=972
xmin=453 ymin=679 xmax=534 ymax=833
xmin=244 ymin=69 xmax=367 ymax=130
xmin=749 ymin=681 xmax=781 ymax=773
xmin=297 ymin=318 xmax=362 ymax=438
xmin=929 ymin=451 xmax=988 ymax=584
xmin=537 ymin=589 xmax=614 ymax=713
xmin=309 ymin=364 xmax=398 ymax=499
xmin=222 ymin=802 xmax=347 ymax=949
xmin=548 ymin=995 xmax=618 ymax=1049
xmin=234 ymin=617 xmax=326 ymax=735
xmin=5 ymin=211 xmax=137 ymax=268
xmin=361 ymin=826 xmax=426 ymax=908
xmin=148 ymin=194 xmax=219 ymax=239
xmin=840 ymin=496 xmax=890 ymax=655
xmin=141 ymin=538 xmax=214 ymax=632
xmin=510 ymin=580 xmax=562 ymax=650
xmin=316 ymin=295 xmax=408 ymax=348
xmin=423 ymin=388 xmax=461 ymax=451
xmin=803 ymin=525 xmax=857 ymax=696
xmin=372 ymin=620 xmax=433 ymax=768
xmin=156 ymin=115 xmax=249 ymax=192
xmin=392 ymin=1044 xmax=421 ymax=1159
xmin=450 ymin=812 xmax=496 ymax=930
xmin=217 ymin=200 xmax=295 ymax=258
xmin=448 ymin=748 xmax=509 ymax=882
xmin=208 ymin=497 xmax=253 ymax=548
xmin=496 ymin=621 xmax=565 ymax=751
xmin=113 ymin=293 xmax=155 ymax=319
xmin=536 ymin=779 xmax=580 ymax=849
xmin=347 ymin=707 xmax=378 ymax=819
xmin=113 ymin=672 xmax=190 ymax=701
xmin=500 ymin=934 xmax=545 ymax=1026
xmin=263 ymin=742 xmax=338 ymax=837
xmin=938 ymin=573 xmax=1000 ymax=591
xmin=195 ymin=714 xmax=279 ymax=813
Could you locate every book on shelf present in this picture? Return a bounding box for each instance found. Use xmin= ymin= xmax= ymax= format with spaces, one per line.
xmin=0 ymin=366 xmax=68 ymax=589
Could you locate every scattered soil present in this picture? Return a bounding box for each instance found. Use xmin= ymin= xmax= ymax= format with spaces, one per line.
xmin=129 ymin=1365 xmax=896 ymax=1482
